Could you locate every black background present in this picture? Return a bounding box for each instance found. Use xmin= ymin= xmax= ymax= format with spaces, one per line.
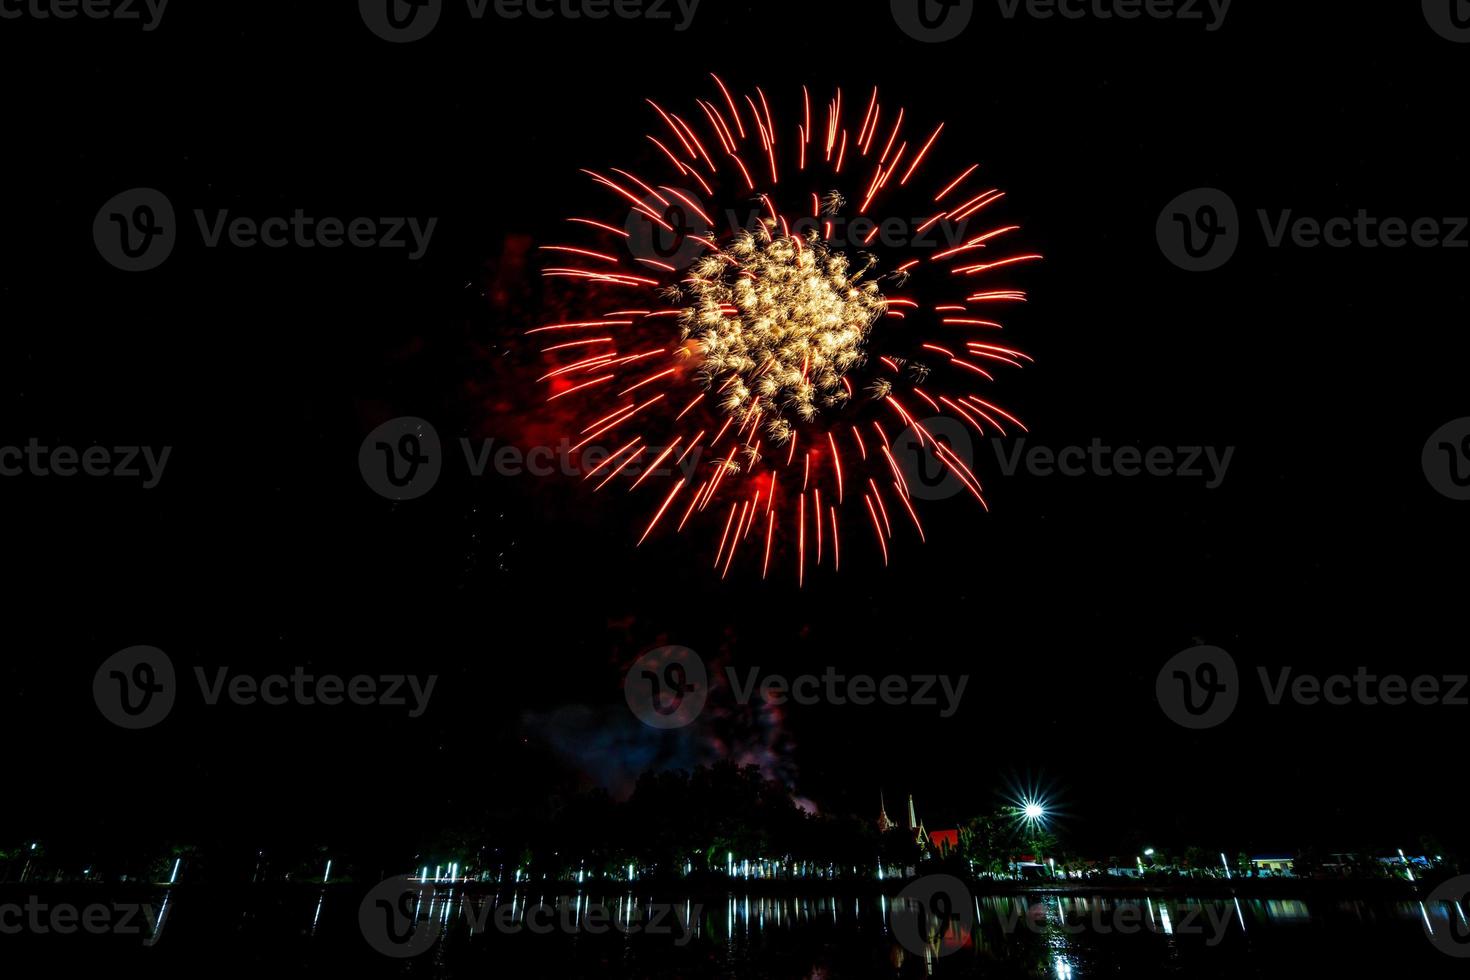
xmin=2 ymin=0 xmax=1466 ymax=869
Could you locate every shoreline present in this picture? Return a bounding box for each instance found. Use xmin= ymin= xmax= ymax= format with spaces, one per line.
xmin=1 ymin=877 xmax=1432 ymax=900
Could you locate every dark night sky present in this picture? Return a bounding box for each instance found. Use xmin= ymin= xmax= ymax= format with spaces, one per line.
xmin=2 ymin=2 xmax=1467 ymax=864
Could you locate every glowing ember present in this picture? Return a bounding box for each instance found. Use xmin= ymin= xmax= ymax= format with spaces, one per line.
xmin=682 ymin=231 xmax=885 ymax=447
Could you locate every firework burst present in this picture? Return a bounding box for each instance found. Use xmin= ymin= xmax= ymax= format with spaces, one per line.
xmin=532 ymin=75 xmax=1040 ymax=582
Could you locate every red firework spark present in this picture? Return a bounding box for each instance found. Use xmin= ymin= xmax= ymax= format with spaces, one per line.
xmin=531 ymin=74 xmax=1040 ymax=582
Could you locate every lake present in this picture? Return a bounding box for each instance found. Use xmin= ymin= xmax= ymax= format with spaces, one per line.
xmin=4 ymin=883 xmax=1467 ymax=978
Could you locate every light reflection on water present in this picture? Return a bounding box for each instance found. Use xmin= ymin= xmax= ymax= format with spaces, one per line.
xmin=309 ymin=887 xmax=1467 ymax=933
xmin=123 ymin=886 xmax=1470 ymax=978
xmin=347 ymin=888 xmax=1461 ymax=950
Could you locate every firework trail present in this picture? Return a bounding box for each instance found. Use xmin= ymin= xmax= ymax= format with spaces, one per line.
xmin=533 ymin=75 xmax=1039 ymax=581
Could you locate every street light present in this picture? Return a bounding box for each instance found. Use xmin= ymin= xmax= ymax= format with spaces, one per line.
xmin=1013 ymin=796 xmax=1050 ymax=830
